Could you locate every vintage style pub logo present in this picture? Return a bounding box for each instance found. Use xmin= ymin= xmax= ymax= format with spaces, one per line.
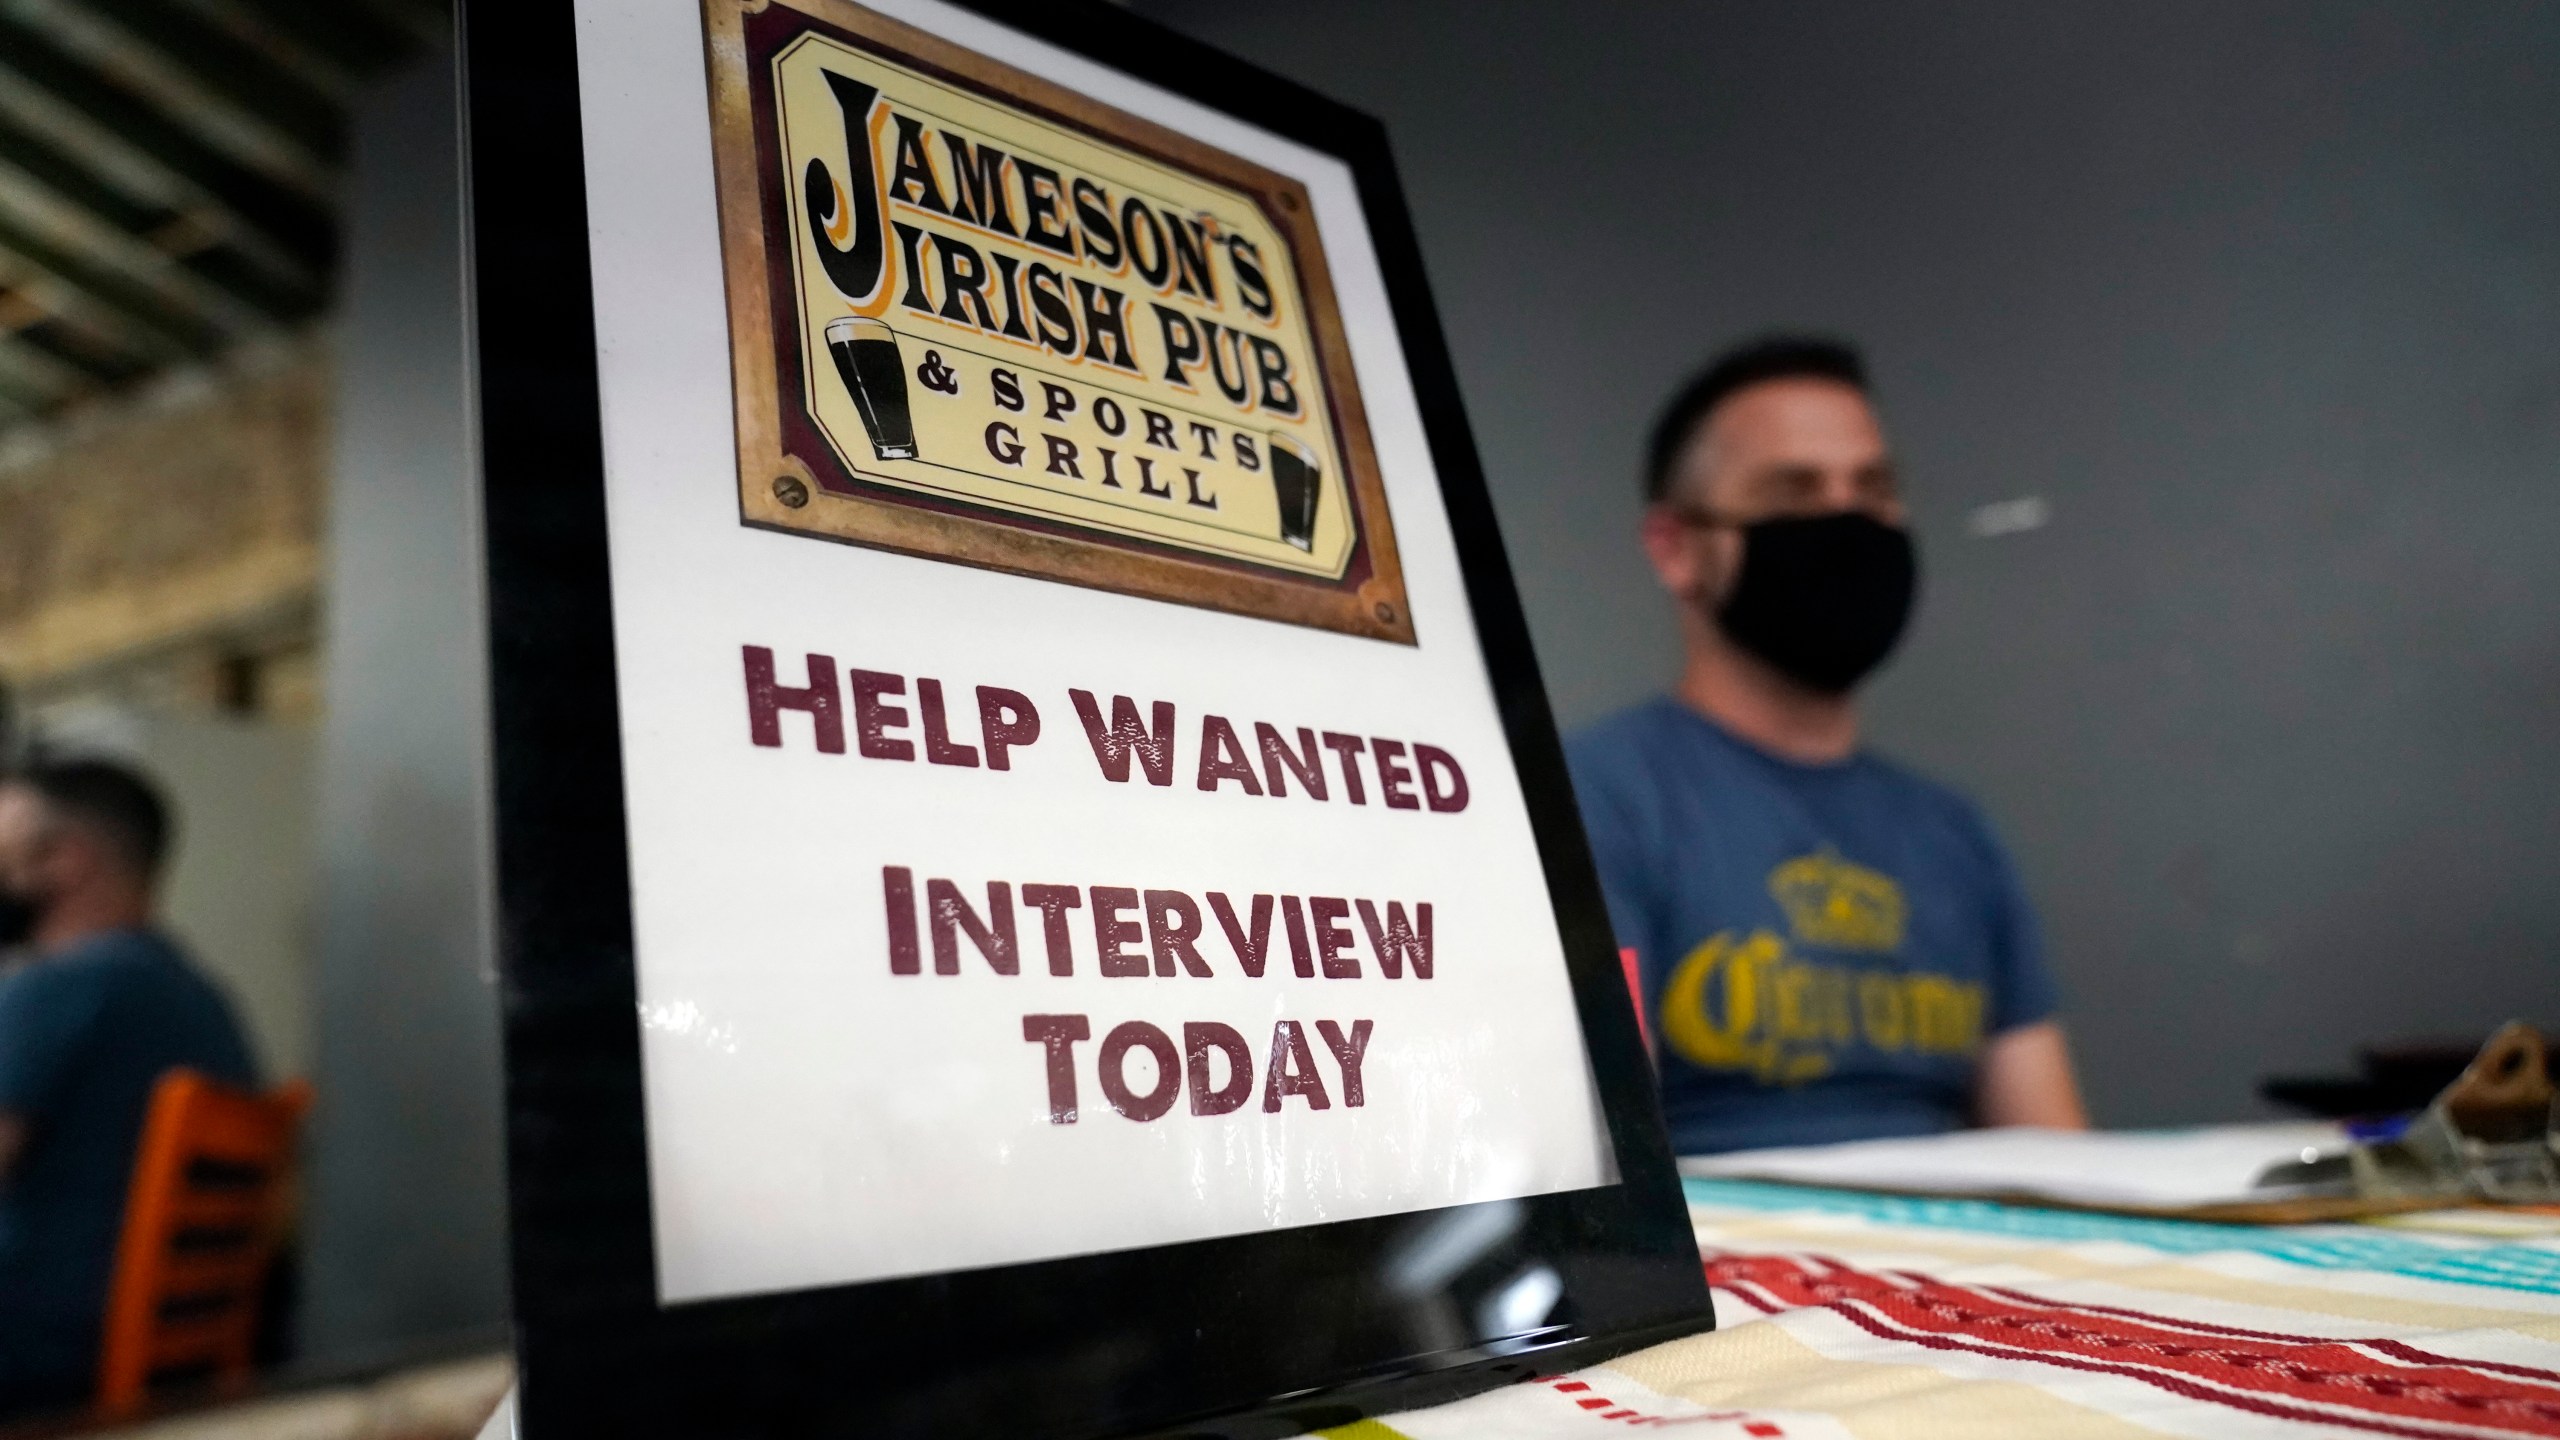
xmin=701 ymin=0 xmax=1415 ymax=642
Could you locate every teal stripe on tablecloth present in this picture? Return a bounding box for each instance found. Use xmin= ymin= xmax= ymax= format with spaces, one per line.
xmin=1685 ymin=1176 xmax=2560 ymax=1297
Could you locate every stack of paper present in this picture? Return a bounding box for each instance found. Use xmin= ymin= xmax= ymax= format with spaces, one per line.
xmin=1681 ymin=1123 xmax=2349 ymax=1211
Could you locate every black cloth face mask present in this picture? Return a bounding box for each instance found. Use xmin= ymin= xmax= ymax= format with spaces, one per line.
xmin=0 ymin=884 xmax=37 ymax=949
xmin=1710 ymin=511 xmax=1919 ymax=695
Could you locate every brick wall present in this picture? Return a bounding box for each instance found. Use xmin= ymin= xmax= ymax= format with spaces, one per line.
xmin=0 ymin=345 xmax=326 ymax=718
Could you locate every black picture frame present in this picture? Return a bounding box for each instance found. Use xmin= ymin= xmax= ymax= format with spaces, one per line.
xmin=460 ymin=2 xmax=1711 ymax=1436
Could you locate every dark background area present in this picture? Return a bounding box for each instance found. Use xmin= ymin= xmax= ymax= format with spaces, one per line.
xmin=1133 ymin=0 xmax=2560 ymax=1125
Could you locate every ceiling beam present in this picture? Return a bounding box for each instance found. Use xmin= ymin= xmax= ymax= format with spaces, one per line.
xmin=0 ymin=115 xmax=324 ymax=324
xmin=0 ymin=12 xmax=334 ymax=268
xmin=171 ymin=0 xmax=361 ymax=97
xmin=0 ymin=324 xmax=97 ymax=408
xmin=0 ymin=205 xmax=229 ymax=357
xmin=6 ymin=311 xmax=153 ymax=389
xmin=9 ymin=0 xmax=338 ymax=196
xmin=68 ymin=0 xmax=346 ymax=165
xmin=0 ymin=0 xmax=454 ymax=436
xmin=0 ymin=252 xmax=169 ymax=384
xmin=0 ymin=79 xmax=323 ymax=295
xmin=217 ymin=0 xmax=426 ymax=80
xmin=0 ymin=163 xmax=282 ymax=346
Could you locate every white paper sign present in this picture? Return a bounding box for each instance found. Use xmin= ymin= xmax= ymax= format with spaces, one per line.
xmin=571 ymin=0 xmax=1612 ymax=1305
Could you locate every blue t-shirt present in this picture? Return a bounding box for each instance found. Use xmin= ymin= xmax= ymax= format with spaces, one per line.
xmin=0 ymin=929 xmax=257 ymax=1400
xmin=1566 ymin=699 xmax=2058 ymax=1156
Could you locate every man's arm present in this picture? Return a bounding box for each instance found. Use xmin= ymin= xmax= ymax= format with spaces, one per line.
xmin=1975 ymin=1020 xmax=2089 ymax=1129
xmin=0 ymin=1109 xmax=24 ymax=1182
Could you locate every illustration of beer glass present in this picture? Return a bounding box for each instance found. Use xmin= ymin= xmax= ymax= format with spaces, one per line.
xmin=1267 ymin=433 xmax=1322 ymax=552
xmin=824 ymin=315 xmax=918 ymax=461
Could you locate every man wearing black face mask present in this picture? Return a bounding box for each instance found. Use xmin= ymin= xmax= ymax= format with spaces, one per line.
xmin=0 ymin=759 xmax=256 ymax=1416
xmin=1567 ymin=336 xmax=2085 ymax=1155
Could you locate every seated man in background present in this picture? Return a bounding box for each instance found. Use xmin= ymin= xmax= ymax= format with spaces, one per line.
xmin=1568 ymin=336 xmax=2087 ymax=1155
xmin=0 ymin=759 xmax=257 ymax=1416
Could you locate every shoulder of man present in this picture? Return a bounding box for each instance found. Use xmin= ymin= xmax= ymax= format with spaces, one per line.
xmin=81 ymin=928 xmax=257 ymax=1076
xmin=1857 ymin=749 xmax=2000 ymax=830
xmin=1562 ymin=697 xmax=1694 ymax=797
xmin=0 ymin=930 xmax=175 ymax=1023
xmin=49 ymin=926 xmax=190 ymax=976
xmin=40 ymin=930 xmax=242 ymax=1024
xmin=0 ymin=938 xmax=134 ymax=1115
xmin=1854 ymin=751 xmax=2038 ymax=921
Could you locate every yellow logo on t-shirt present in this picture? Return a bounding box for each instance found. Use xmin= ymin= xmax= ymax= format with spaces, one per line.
xmin=1769 ymin=851 xmax=1905 ymax=951
xmin=1658 ymin=932 xmax=1985 ymax=1084
xmin=1657 ymin=852 xmax=1981 ymax=1085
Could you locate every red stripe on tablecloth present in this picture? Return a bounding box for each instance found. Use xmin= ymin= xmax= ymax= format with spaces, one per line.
xmin=2359 ymin=1342 xmax=2560 ymax=1389
xmin=1705 ymin=1253 xmax=2560 ymax=1438
xmin=1524 ymin=1373 xmax=1796 ymax=1432
xmin=1818 ymin=1296 xmax=2493 ymax=1440
xmin=1713 ymin=1277 xmax=1789 ymax=1317
xmin=1955 ymin=1279 xmax=2560 ymax=1386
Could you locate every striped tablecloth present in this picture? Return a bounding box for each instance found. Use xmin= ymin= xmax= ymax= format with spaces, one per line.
xmin=1349 ymin=1179 xmax=2560 ymax=1439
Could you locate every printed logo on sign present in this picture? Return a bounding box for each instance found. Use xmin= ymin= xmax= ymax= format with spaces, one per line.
xmin=702 ymin=0 xmax=1414 ymax=642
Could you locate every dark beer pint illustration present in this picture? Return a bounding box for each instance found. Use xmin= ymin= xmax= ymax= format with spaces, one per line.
xmin=825 ymin=315 xmax=919 ymax=460
xmin=1267 ymin=433 xmax=1322 ymax=552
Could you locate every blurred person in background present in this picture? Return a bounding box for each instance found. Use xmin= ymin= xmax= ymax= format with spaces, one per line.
xmin=1568 ymin=336 xmax=2087 ymax=1155
xmin=0 ymin=759 xmax=257 ymax=1416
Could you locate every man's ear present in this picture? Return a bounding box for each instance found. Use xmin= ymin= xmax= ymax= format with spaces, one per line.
xmin=1640 ymin=504 xmax=1705 ymax=599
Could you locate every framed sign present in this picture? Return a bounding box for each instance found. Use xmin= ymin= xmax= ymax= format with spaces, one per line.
xmin=462 ymin=0 xmax=1709 ymax=1435
xmin=705 ymin=1 xmax=1412 ymax=643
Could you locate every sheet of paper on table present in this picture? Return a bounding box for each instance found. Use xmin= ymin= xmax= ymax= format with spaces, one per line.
xmin=1681 ymin=1122 xmax=2349 ymax=1211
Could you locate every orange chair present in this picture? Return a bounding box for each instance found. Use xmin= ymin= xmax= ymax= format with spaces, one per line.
xmin=93 ymin=1069 xmax=312 ymax=1419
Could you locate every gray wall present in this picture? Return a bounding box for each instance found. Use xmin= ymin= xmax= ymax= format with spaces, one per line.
xmin=1138 ymin=0 xmax=2560 ymax=1125
xmin=307 ymin=52 xmax=508 ymax=1361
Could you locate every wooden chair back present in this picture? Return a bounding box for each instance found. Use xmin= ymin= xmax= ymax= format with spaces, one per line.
xmin=94 ymin=1068 xmax=311 ymax=1419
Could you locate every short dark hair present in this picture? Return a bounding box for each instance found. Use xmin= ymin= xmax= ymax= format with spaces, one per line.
xmin=1644 ymin=335 xmax=1869 ymax=503
xmin=13 ymin=757 xmax=172 ymax=878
